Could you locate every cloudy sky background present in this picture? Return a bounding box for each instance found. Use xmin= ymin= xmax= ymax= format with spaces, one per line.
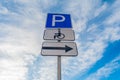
xmin=0 ymin=0 xmax=120 ymax=80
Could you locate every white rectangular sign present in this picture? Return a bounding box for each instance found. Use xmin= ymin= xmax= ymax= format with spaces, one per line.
xmin=41 ymin=42 xmax=78 ymax=56
xmin=43 ymin=29 xmax=75 ymax=41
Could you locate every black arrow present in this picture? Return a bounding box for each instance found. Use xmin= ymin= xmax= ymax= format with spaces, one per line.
xmin=42 ymin=45 xmax=73 ymax=52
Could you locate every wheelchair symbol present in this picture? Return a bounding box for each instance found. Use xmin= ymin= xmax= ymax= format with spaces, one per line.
xmin=54 ymin=29 xmax=65 ymax=40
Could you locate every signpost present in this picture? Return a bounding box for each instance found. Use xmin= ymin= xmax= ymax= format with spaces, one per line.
xmin=41 ymin=13 xmax=78 ymax=80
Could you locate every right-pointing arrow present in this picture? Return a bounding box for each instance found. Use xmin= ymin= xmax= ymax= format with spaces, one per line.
xmin=42 ymin=45 xmax=73 ymax=53
xmin=65 ymin=45 xmax=73 ymax=52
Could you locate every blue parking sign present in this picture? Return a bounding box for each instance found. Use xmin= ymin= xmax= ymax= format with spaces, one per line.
xmin=46 ymin=13 xmax=72 ymax=28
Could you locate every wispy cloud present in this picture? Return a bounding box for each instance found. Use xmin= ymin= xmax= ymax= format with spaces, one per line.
xmin=0 ymin=1 xmax=45 ymax=80
xmin=0 ymin=0 xmax=120 ymax=80
xmin=0 ymin=58 xmax=27 ymax=80
xmin=0 ymin=0 xmax=63 ymax=80
xmin=86 ymin=55 xmax=120 ymax=80
xmin=61 ymin=0 xmax=120 ymax=79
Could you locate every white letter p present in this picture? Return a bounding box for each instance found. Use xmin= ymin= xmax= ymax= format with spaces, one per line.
xmin=52 ymin=15 xmax=65 ymax=26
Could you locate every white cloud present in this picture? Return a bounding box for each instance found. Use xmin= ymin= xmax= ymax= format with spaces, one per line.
xmin=103 ymin=0 xmax=120 ymax=26
xmin=62 ymin=22 xmax=120 ymax=79
xmin=94 ymin=2 xmax=108 ymax=17
xmin=105 ymin=9 xmax=120 ymax=26
xmin=0 ymin=58 xmax=27 ymax=80
xmin=0 ymin=23 xmax=44 ymax=80
xmin=14 ymin=0 xmax=58 ymax=12
xmin=38 ymin=57 xmax=57 ymax=80
xmin=102 ymin=27 xmax=120 ymax=42
xmin=62 ymin=40 xmax=106 ymax=79
xmin=0 ymin=0 xmax=120 ymax=80
xmin=0 ymin=0 xmax=61 ymax=80
xmin=65 ymin=0 xmax=101 ymax=32
xmin=86 ymin=56 xmax=120 ymax=80
xmin=0 ymin=4 xmax=9 ymax=14
xmin=65 ymin=0 xmax=100 ymax=18
xmin=59 ymin=0 xmax=120 ymax=79
xmin=0 ymin=24 xmax=42 ymax=57
xmin=0 ymin=1 xmax=45 ymax=80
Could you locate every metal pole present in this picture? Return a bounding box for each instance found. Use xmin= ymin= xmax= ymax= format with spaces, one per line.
xmin=57 ymin=56 xmax=61 ymax=80
xmin=58 ymin=29 xmax=61 ymax=80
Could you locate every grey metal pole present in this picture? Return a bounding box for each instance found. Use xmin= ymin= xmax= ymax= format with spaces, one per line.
xmin=57 ymin=56 xmax=61 ymax=80
xmin=57 ymin=28 xmax=61 ymax=80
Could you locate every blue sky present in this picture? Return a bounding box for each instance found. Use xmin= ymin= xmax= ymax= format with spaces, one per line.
xmin=0 ymin=0 xmax=120 ymax=80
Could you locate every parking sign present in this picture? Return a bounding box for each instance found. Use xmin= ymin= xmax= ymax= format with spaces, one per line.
xmin=46 ymin=13 xmax=72 ymax=28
